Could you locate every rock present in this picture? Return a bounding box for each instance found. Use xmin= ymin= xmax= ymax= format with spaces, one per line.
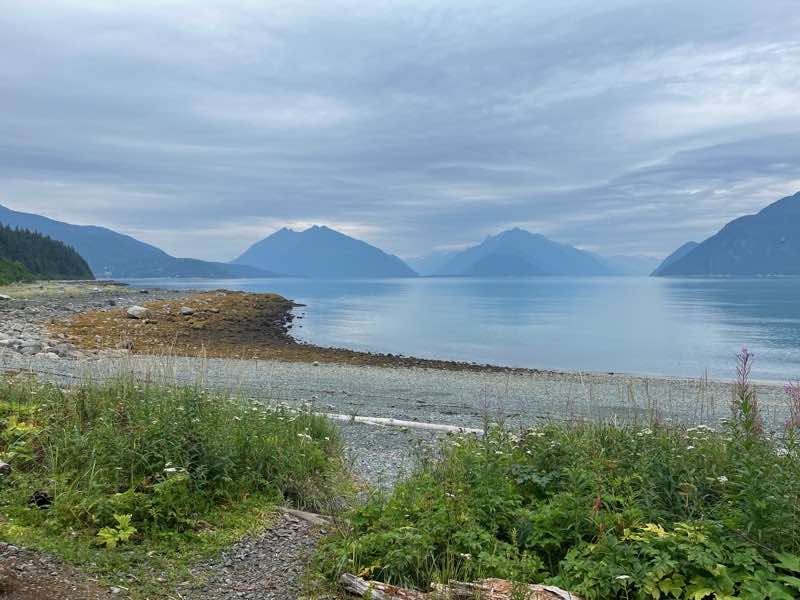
xmin=53 ymin=343 xmax=75 ymax=357
xmin=20 ymin=341 xmax=43 ymax=355
xmin=139 ymin=289 xmax=149 ymax=294
xmin=0 ymin=462 xmax=10 ymax=476
xmin=126 ymin=305 xmax=149 ymax=319
xmin=180 ymin=306 xmax=195 ymax=316
xmin=107 ymin=299 xmax=117 ymax=306
xmin=0 ymin=294 xmax=11 ymax=301
xmin=41 ymin=352 xmax=60 ymax=360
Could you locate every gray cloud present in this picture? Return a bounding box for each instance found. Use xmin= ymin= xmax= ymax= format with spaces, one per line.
xmin=1 ymin=0 xmax=799 ymax=260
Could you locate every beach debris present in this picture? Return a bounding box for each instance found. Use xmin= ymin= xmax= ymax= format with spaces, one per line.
xmin=126 ymin=305 xmax=149 ymax=319
xmin=340 ymin=574 xmax=583 ymax=599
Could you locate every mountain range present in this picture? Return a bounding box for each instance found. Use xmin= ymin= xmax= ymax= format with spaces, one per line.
xmin=654 ymin=191 xmax=800 ymax=277
xmin=0 ymin=203 xmax=276 ymax=279
xmin=233 ymin=225 xmax=417 ymax=278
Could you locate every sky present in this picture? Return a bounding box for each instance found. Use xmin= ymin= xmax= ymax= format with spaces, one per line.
xmin=1 ymin=0 xmax=800 ymax=261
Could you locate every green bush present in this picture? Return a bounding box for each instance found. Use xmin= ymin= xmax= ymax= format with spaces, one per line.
xmin=0 ymin=376 xmax=344 ymax=538
xmin=317 ymin=421 xmax=800 ymax=597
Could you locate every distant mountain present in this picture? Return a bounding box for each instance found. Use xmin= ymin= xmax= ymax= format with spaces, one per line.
xmin=435 ymin=228 xmax=615 ymax=276
xmin=406 ymin=250 xmax=460 ymax=276
xmin=0 ymin=203 xmax=277 ymax=279
xmin=651 ymin=242 xmax=699 ymax=276
xmin=655 ymin=191 xmax=800 ymax=276
xmin=0 ymin=224 xmax=93 ymax=283
xmin=601 ymin=254 xmax=662 ymax=276
xmin=233 ymin=225 xmax=418 ymax=278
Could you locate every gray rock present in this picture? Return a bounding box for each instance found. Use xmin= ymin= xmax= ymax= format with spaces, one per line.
xmin=20 ymin=341 xmax=43 ymax=355
xmin=0 ymin=294 xmax=11 ymax=300
xmin=180 ymin=306 xmax=195 ymax=316
xmin=126 ymin=305 xmax=149 ymax=319
xmin=0 ymin=462 xmax=10 ymax=476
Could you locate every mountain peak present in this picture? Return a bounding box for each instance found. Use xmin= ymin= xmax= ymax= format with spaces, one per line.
xmin=234 ymin=225 xmax=417 ymax=278
xmin=655 ymin=190 xmax=800 ymax=276
xmin=437 ymin=227 xmax=613 ymax=276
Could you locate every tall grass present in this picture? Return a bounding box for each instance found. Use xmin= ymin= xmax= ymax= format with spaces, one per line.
xmin=0 ymin=375 xmax=344 ymax=537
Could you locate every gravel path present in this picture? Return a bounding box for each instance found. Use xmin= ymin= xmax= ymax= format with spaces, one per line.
xmin=181 ymin=514 xmax=326 ymax=600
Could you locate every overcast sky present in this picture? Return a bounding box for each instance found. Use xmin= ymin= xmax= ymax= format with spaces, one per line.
xmin=2 ymin=0 xmax=799 ymax=261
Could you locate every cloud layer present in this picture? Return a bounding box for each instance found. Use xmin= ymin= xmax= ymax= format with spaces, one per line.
xmin=2 ymin=0 xmax=799 ymax=260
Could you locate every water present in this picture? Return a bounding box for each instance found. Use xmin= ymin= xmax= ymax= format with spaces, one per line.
xmin=120 ymin=276 xmax=800 ymax=382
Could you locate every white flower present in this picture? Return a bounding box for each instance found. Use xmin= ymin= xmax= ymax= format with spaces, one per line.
xmin=686 ymin=445 xmax=695 ymax=450
xmin=615 ymin=575 xmax=631 ymax=581
xmin=777 ymin=448 xmax=789 ymax=457
xmin=717 ymin=476 xmax=728 ymax=484
xmin=459 ymin=553 xmax=472 ymax=560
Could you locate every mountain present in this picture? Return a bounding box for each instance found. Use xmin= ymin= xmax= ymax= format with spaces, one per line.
xmin=601 ymin=254 xmax=662 ymax=276
xmin=655 ymin=191 xmax=800 ymax=276
xmin=233 ymin=225 xmax=417 ymax=278
xmin=405 ymin=250 xmax=460 ymax=276
xmin=651 ymin=242 xmax=699 ymax=276
xmin=0 ymin=224 xmax=93 ymax=283
xmin=0 ymin=203 xmax=277 ymax=278
xmin=435 ymin=228 xmax=615 ymax=277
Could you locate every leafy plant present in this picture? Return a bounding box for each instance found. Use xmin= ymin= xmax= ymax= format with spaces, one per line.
xmin=96 ymin=514 xmax=137 ymax=549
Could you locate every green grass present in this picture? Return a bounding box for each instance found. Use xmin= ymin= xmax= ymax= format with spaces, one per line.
xmin=0 ymin=375 xmax=349 ymax=597
xmin=317 ymin=419 xmax=800 ymax=599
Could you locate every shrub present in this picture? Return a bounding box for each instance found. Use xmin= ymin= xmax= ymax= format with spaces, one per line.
xmin=317 ymin=417 xmax=800 ymax=597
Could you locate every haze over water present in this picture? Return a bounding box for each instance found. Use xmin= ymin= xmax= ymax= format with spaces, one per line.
xmin=124 ymin=277 xmax=800 ymax=382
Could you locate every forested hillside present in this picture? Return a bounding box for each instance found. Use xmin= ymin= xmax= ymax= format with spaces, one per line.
xmin=0 ymin=225 xmax=94 ymax=284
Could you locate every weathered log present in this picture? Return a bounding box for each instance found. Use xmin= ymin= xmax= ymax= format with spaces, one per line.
xmin=435 ymin=579 xmax=583 ymax=599
xmin=280 ymin=507 xmax=332 ymax=526
xmin=341 ymin=574 xmax=583 ymax=600
xmin=322 ymin=413 xmax=483 ymax=435
xmin=340 ymin=573 xmax=427 ymax=599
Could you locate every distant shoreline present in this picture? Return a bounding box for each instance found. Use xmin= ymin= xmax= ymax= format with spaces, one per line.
xmin=0 ymin=279 xmax=788 ymax=387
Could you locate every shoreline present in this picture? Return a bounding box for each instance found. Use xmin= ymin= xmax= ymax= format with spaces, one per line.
xmin=0 ymin=279 xmax=791 ymax=386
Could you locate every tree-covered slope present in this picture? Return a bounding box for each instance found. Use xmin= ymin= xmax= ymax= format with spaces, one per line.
xmin=0 ymin=224 xmax=93 ymax=282
xmin=0 ymin=203 xmax=277 ymax=278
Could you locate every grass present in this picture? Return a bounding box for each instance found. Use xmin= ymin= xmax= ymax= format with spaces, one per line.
xmin=316 ymin=356 xmax=800 ymax=599
xmin=0 ymin=374 xmax=349 ymax=597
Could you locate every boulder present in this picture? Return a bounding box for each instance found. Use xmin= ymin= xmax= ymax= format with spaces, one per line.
xmin=126 ymin=305 xmax=149 ymax=319
xmin=180 ymin=306 xmax=195 ymax=316
xmin=0 ymin=294 xmax=11 ymax=301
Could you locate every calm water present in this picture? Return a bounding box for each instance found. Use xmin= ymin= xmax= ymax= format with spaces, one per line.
xmin=121 ymin=277 xmax=800 ymax=382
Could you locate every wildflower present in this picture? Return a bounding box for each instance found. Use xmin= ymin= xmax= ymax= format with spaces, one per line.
xmin=297 ymin=433 xmax=313 ymax=441
xmin=459 ymin=553 xmax=472 ymax=560
xmin=615 ymin=575 xmax=631 ymax=581
xmin=717 ymin=476 xmax=728 ymax=484
xmin=777 ymin=448 xmax=789 ymax=457
xmin=686 ymin=445 xmax=695 ymax=450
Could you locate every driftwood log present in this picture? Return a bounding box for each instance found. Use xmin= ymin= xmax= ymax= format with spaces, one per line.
xmin=321 ymin=413 xmax=484 ymax=435
xmin=340 ymin=574 xmax=583 ymax=600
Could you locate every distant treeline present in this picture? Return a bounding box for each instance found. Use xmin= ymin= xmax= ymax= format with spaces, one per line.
xmin=0 ymin=224 xmax=93 ymax=284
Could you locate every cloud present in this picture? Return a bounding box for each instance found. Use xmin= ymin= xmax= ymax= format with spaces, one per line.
xmin=1 ymin=0 xmax=799 ymax=260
